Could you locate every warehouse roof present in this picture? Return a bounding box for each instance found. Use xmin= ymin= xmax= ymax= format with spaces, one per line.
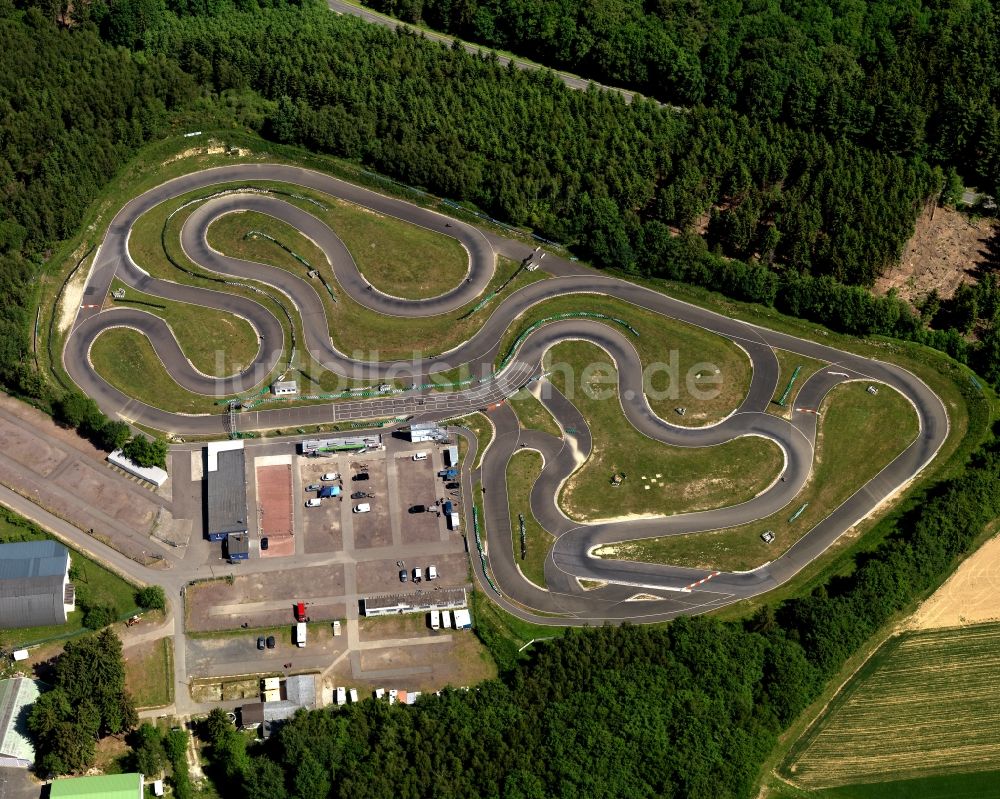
xmin=49 ymin=772 xmax=143 ymax=798
xmin=0 ymin=540 xmax=70 ymax=629
xmin=0 ymin=677 xmax=40 ymax=767
xmin=206 ymin=443 xmax=248 ymax=537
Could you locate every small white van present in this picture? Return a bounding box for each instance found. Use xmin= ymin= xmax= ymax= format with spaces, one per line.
xmin=441 ymin=610 xmax=452 ymax=629
xmin=412 ymin=452 xmax=428 ymax=461
xmin=353 ymin=503 xmax=371 ymax=513
xmin=429 ymin=610 xmax=441 ymax=630
xmin=427 ymin=565 xmax=438 ymax=581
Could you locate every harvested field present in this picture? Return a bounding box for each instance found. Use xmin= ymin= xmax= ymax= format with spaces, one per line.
xmin=784 ymin=622 xmax=1000 ymax=788
xmin=909 ymin=529 xmax=1000 ymax=630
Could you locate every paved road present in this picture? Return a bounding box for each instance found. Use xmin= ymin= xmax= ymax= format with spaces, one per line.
xmin=61 ymin=163 xmax=949 ymax=623
xmin=326 ymin=0 xmax=653 ymax=107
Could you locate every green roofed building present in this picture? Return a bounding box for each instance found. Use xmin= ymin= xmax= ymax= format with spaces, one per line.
xmin=49 ymin=773 xmax=144 ymax=798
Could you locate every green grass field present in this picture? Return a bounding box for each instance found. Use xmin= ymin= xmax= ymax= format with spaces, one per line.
xmin=782 ymin=622 xmax=1000 ymax=789
xmin=607 ymin=381 xmax=919 ymax=570
xmin=109 ymin=278 xmax=259 ymax=377
xmin=0 ymin=507 xmax=139 ymax=648
xmin=507 ymin=449 xmax=553 ymax=587
xmin=509 ymin=389 xmax=561 ymax=437
xmin=500 ymin=294 xmax=753 ymax=426
xmin=547 ymin=341 xmax=783 ymax=522
xmin=125 ymin=637 xmax=173 ymax=709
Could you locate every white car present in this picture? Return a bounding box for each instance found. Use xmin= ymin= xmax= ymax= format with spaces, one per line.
xmin=412 ymin=452 xmax=428 ymax=461
xmin=427 ymin=565 xmax=438 ymax=581
xmin=305 ymin=498 xmax=321 ymax=508
xmin=353 ymin=503 xmax=371 ymax=513
xmin=321 ymin=472 xmax=340 ymax=481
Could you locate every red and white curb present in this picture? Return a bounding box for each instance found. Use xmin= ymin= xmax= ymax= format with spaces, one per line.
xmin=684 ymin=571 xmax=721 ymax=591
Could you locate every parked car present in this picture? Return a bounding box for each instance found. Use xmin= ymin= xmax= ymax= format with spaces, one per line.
xmin=445 ymin=482 xmax=460 ymax=490
xmin=305 ymin=484 xmax=321 ymax=492
xmin=321 ymin=472 xmax=340 ymax=481
xmin=256 ymin=636 xmax=265 ymax=650
xmin=761 ymin=530 xmax=775 ymax=544
xmin=353 ymin=473 xmax=370 ymax=482
xmin=398 ymin=569 xmax=408 ymax=583
xmin=413 ymin=452 xmax=428 ymax=461
xmin=305 ymin=498 xmax=321 ymax=508
xmin=353 ymin=503 xmax=371 ymax=513
xmin=427 ymin=565 xmax=438 ymax=581
xmin=409 ymin=504 xmax=426 ymax=514
xmin=266 ymin=635 xmax=276 ymax=649
xmin=413 ymin=567 xmax=423 ymax=583
xmin=351 ymin=491 xmax=370 ymax=499
xmin=260 ymin=537 xmax=269 ymax=551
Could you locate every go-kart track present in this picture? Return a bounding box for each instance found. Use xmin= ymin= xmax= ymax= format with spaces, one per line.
xmin=64 ymin=164 xmax=949 ymax=624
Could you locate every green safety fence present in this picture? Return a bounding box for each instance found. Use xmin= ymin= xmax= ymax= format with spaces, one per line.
xmin=789 ymin=503 xmax=808 ymax=523
xmin=776 ymin=365 xmax=802 ymax=407
xmin=473 ymin=506 xmax=500 ymax=595
xmin=518 ymin=513 xmax=526 ymax=560
xmin=245 ymin=230 xmax=313 ymax=270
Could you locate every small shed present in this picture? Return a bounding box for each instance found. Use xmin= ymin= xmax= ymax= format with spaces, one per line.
xmin=445 ymin=445 xmax=459 ymax=467
xmin=225 ymin=533 xmax=250 ymax=561
xmin=271 ymin=381 xmax=298 ymax=396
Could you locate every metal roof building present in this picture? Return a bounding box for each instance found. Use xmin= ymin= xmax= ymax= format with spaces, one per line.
xmin=0 ymin=540 xmax=74 ymax=629
xmin=0 ymin=677 xmax=41 ymax=768
xmin=205 ymin=441 xmax=248 ymax=541
xmin=49 ymin=773 xmax=144 ymax=799
xmin=362 ymin=588 xmax=468 ymax=617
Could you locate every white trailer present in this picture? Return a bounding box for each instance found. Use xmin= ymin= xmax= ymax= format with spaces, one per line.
xmin=296 ymin=622 xmax=307 ymax=647
xmin=429 ymin=610 xmax=441 ymax=630
xmin=441 ymin=610 xmax=453 ymax=629
xmin=336 ymin=687 xmax=346 ymax=706
xmin=349 ymin=688 xmax=359 ymax=703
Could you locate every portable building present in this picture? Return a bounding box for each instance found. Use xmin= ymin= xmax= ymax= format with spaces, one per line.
xmin=445 ymin=445 xmax=459 ymax=466
xmin=336 ymin=687 xmax=346 ymax=706
xmin=453 ymin=609 xmax=472 ymax=629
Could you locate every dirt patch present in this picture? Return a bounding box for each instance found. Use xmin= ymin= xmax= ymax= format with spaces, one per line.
xmin=908 ymin=530 xmax=1000 ymax=630
xmin=58 ymin=244 xmax=95 ymax=334
xmin=875 ymin=204 xmax=997 ymax=303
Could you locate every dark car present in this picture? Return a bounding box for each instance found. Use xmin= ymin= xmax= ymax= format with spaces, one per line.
xmin=351 ymin=491 xmax=368 ymax=499
xmin=398 ymin=569 xmax=408 ymax=583
xmin=256 ymin=636 xmax=265 ymax=650
xmin=445 ymin=482 xmax=460 ymax=490
xmin=260 ymin=537 xmax=269 ymax=551
xmin=353 ymin=473 xmax=370 ymax=482
xmin=305 ymin=484 xmax=321 ymax=492
xmin=409 ymin=504 xmax=426 ymax=514
xmin=266 ymin=635 xmax=276 ymax=649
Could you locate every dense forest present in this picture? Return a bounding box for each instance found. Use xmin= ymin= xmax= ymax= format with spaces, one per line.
xmin=362 ymin=0 xmax=1000 ymax=199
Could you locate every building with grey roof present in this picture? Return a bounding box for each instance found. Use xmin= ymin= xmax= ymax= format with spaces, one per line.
xmin=0 ymin=540 xmax=74 ymax=629
xmin=362 ymin=588 xmax=467 ymax=617
xmin=0 ymin=677 xmax=41 ymax=768
xmin=240 ymin=674 xmax=317 ymax=738
xmin=205 ymin=441 xmax=248 ymax=541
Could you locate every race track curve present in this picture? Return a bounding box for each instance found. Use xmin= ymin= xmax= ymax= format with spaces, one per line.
xmin=63 ymin=163 xmax=949 ymax=623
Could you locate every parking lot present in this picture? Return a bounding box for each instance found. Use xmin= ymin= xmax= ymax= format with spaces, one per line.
xmin=186 ymin=564 xmax=348 ymax=632
xmin=356 ymin=551 xmax=469 ymax=595
xmin=394 ymin=454 xmax=448 ymax=544
xmin=345 ymin=457 xmax=393 ymax=549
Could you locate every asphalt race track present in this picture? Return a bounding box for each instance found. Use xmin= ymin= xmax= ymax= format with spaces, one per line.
xmin=63 ymin=163 xmax=949 ymax=623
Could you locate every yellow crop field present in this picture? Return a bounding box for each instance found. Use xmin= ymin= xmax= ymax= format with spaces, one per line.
xmin=784 ymin=622 xmax=1000 ymax=788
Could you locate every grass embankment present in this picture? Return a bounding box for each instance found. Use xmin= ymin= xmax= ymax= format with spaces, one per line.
xmin=781 ymin=622 xmax=1000 ymax=790
xmin=507 ymin=450 xmax=553 ymax=588
xmin=769 ymin=349 xmax=831 ymax=418
xmin=452 ymin=413 xmax=493 ymax=470
xmin=108 ymin=278 xmax=259 ymax=377
xmin=606 ymin=382 xmax=919 ymax=570
xmin=547 ymin=341 xmax=783 ymax=522
xmin=0 ymin=507 xmax=139 ymax=648
xmin=470 ymin=590 xmax=567 ymax=673
xmin=498 ymin=293 xmax=753 ymax=426
xmin=206 ymin=198 xmax=469 ymax=300
xmin=509 ymin=389 xmax=561 ymax=437
xmin=125 ymin=637 xmax=173 ymax=709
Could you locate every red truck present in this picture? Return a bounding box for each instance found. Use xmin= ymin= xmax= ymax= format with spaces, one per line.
xmin=295 ymin=602 xmax=306 ymax=621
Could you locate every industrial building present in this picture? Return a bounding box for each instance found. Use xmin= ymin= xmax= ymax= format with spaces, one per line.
xmin=0 ymin=677 xmax=40 ymax=768
xmin=362 ymin=587 xmax=468 ymax=617
xmin=0 ymin=540 xmax=74 ymax=629
xmin=205 ymin=440 xmax=248 ymax=541
xmin=240 ymin=674 xmax=317 ymax=737
xmin=49 ymin=773 xmax=144 ymax=799
xmin=225 ymin=532 xmax=250 ymax=561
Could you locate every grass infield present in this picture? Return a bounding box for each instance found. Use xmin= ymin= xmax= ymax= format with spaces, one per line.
xmin=507 ymin=449 xmax=553 ymax=588
xmin=546 ymin=341 xmax=783 ymax=522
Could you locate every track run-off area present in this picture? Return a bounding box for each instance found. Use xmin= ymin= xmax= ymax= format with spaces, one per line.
xmin=64 ymin=163 xmax=949 ymax=624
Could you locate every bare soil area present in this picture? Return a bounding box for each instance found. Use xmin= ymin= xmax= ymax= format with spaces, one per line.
xmin=876 ymin=204 xmax=997 ymax=303
xmin=909 ymin=529 xmax=1000 ymax=630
